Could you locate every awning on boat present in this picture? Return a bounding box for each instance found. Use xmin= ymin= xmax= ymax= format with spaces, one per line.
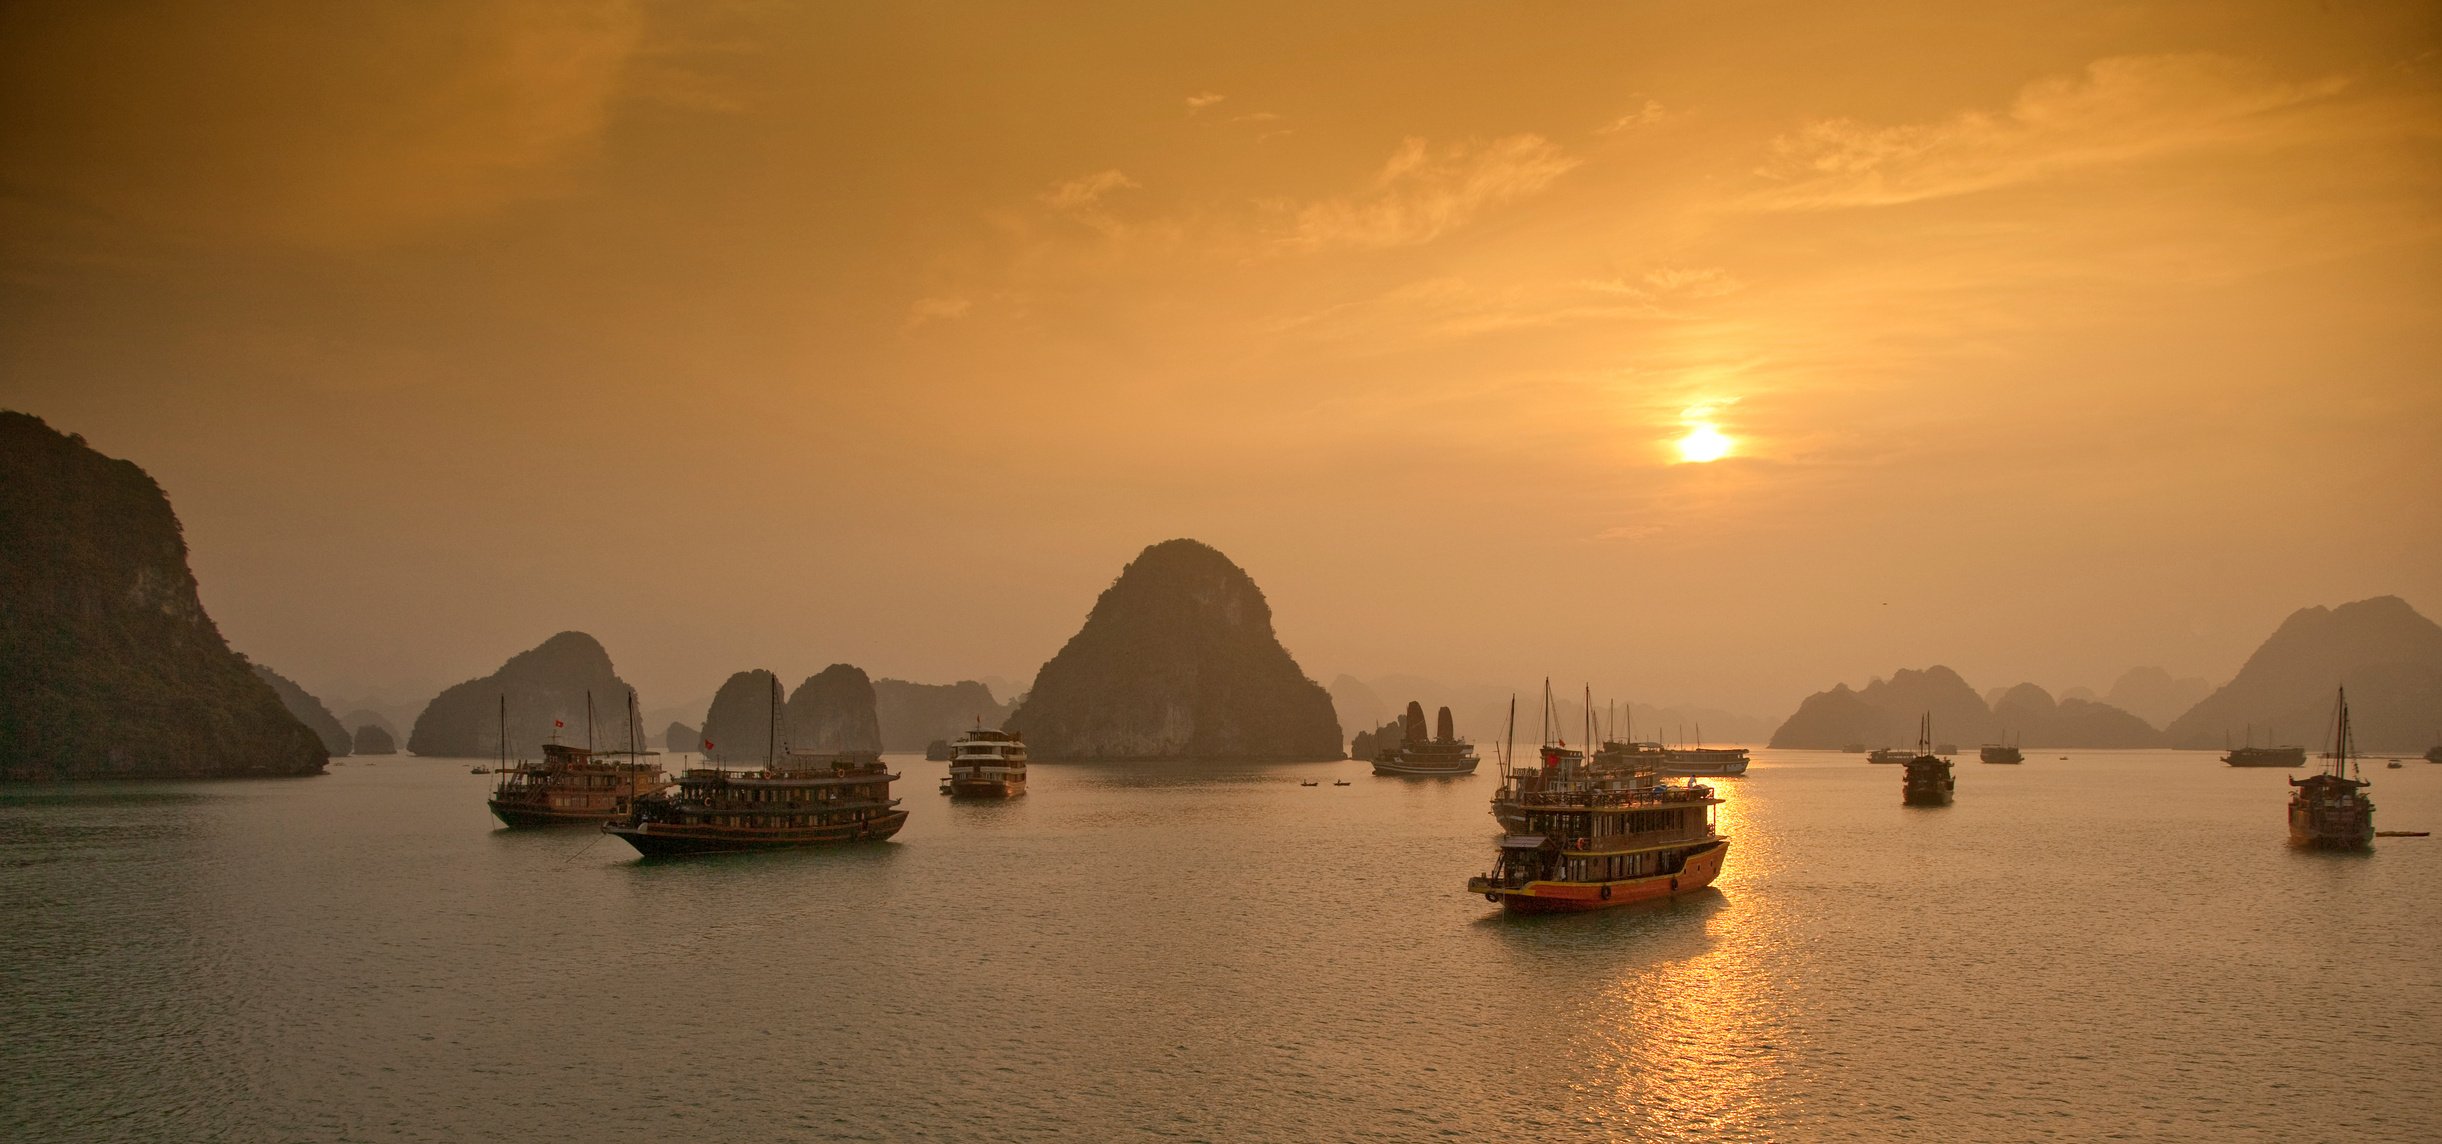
xmin=1499 ymin=834 xmax=1549 ymax=850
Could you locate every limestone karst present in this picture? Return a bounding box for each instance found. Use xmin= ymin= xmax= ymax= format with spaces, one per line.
xmin=1004 ymin=539 xmax=1342 ymax=760
xmin=1 ymin=412 xmax=326 ymax=780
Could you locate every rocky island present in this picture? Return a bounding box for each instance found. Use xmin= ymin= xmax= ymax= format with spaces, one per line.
xmin=1774 ymin=664 xmax=2170 ymax=749
xmin=1004 ymin=539 xmax=1342 ymax=760
xmin=786 ymin=664 xmax=885 ymax=753
xmin=405 ymin=631 xmax=642 ymax=757
xmin=874 ymin=678 xmax=1011 ymax=751
xmin=698 ymin=669 xmax=783 ymax=764
xmin=351 ymin=724 xmax=398 ymax=755
xmin=254 ymin=663 xmax=353 ymax=757
xmin=1769 ymin=666 xmax=2000 ymax=750
xmin=2167 ymin=596 xmax=2442 ymax=754
xmin=0 ymin=412 xmax=327 ymax=779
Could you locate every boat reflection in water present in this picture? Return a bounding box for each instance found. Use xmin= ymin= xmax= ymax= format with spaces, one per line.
xmin=1482 ymin=781 xmax=1777 ymax=1139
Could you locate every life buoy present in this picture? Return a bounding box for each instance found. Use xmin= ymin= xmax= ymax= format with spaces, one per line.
xmin=1485 ymin=892 xmax=1500 ymax=903
xmin=1599 ymin=884 xmax=1613 ymax=901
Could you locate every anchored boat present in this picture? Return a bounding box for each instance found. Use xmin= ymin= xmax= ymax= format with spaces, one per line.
xmin=945 ymin=726 xmax=1027 ymax=797
xmin=1901 ymin=716 xmax=1954 ymax=807
xmin=1470 ymin=685 xmax=1730 ymax=912
xmin=602 ymin=673 xmax=905 ymax=856
xmin=1371 ymin=701 xmax=1479 ymax=777
xmin=2287 ymin=689 xmax=2374 ymax=851
xmin=487 ymin=692 xmax=669 ymax=827
xmin=2224 ymin=725 xmax=2306 ymax=767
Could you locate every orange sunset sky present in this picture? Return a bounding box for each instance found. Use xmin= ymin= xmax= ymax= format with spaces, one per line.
xmin=4 ymin=1 xmax=2438 ymax=719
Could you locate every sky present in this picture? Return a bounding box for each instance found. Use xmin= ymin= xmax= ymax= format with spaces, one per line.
xmin=4 ymin=1 xmax=2439 ymax=723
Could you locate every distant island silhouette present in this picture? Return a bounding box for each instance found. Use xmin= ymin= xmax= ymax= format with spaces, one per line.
xmin=406 ymin=631 xmax=643 ymax=756
xmin=1005 ymin=539 xmax=1342 ymax=761
xmin=254 ymin=663 xmax=353 ymax=758
xmin=2166 ymin=596 xmax=2442 ymax=754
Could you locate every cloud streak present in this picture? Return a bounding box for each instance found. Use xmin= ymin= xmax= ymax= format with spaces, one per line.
xmin=1282 ymin=134 xmax=1580 ymax=250
xmin=1750 ymin=54 xmax=2360 ymax=210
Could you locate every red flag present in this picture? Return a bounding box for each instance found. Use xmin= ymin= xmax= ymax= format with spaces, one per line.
xmin=703 ymin=739 xmax=715 ymax=750
xmin=554 ymin=719 xmax=565 ymax=728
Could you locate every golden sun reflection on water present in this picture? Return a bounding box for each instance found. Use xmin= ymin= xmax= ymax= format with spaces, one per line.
xmin=1561 ymin=783 xmax=1798 ymax=1140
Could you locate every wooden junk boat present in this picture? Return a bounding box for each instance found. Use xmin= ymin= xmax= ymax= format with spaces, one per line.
xmin=2224 ymin=725 xmax=2306 ymax=768
xmin=1471 ymin=687 xmax=1730 ymax=913
xmin=2288 ymin=689 xmax=2374 ymax=851
xmin=944 ymin=725 xmax=1028 ymax=797
xmin=1586 ymin=703 xmax=1748 ymax=777
xmin=1979 ymin=738 xmax=2023 ymax=764
xmin=1901 ymin=717 xmax=1954 ymax=807
xmin=488 ymin=692 xmax=669 ymax=827
xmin=1372 ymin=701 xmax=1480 ymax=777
xmin=601 ymin=674 xmax=905 ymax=856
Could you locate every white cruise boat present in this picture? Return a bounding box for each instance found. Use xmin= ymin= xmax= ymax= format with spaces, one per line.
xmin=944 ymin=727 xmax=1028 ymax=798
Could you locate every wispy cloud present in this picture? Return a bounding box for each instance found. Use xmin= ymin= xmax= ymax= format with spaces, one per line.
xmin=901 ymin=295 xmax=972 ymax=333
xmin=1039 ymin=169 xmax=1141 ymax=235
xmin=1185 ymin=91 xmax=1226 ymax=113
xmin=1597 ymin=99 xmax=1670 ymax=134
xmin=1750 ymin=54 xmax=2356 ymax=210
xmin=1283 ymin=134 xmax=1580 ymax=250
xmin=1580 ymin=265 xmax=1743 ymax=304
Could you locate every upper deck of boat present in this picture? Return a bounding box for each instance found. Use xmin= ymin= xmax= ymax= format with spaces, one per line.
xmin=677 ymin=759 xmax=896 ymax=789
xmin=1511 ymin=782 xmax=1720 ymax=810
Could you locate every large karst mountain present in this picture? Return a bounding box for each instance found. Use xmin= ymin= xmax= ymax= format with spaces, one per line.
xmin=2166 ymin=596 xmax=2442 ymax=753
xmin=786 ymin=664 xmax=885 ymax=753
xmin=1004 ymin=539 xmax=1342 ymax=760
xmin=406 ymin=631 xmax=641 ymax=757
xmin=698 ymin=669 xmax=784 ymax=765
xmin=1 ymin=412 xmax=327 ymax=779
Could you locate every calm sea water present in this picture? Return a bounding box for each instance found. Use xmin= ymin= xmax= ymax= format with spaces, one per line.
xmin=4 ymin=749 xmax=2438 ymax=1142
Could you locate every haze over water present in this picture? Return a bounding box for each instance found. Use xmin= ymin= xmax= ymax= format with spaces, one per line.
xmin=6 ymin=752 xmax=2436 ymax=1142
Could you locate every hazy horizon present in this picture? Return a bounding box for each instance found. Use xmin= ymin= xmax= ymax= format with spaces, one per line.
xmin=6 ymin=2 xmax=2438 ymax=723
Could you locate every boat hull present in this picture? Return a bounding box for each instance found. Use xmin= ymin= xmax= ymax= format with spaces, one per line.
xmin=1471 ymin=839 xmax=1729 ymax=914
xmin=2288 ymin=827 xmax=2373 ymax=851
xmin=1371 ymin=760 xmax=1479 ymax=777
xmin=489 ymin=801 xmax=626 ymax=828
xmin=603 ymin=810 xmax=909 ymax=856
xmin=1658 ymin=759 xmax=1748 ymax=777
xmin=948 ymin=778 xmax=1025 ymax=798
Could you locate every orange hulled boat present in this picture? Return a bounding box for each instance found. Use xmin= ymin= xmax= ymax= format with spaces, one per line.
xmin=1469 ymin=685 xmax=1730 ymax=913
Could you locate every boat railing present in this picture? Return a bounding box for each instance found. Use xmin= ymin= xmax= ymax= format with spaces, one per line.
xmin=1515 ymin=785 xmax=1714 ymax=809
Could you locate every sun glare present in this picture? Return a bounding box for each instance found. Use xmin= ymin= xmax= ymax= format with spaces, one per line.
xmin=1675 ymin=422 xmax=1733 ymax=463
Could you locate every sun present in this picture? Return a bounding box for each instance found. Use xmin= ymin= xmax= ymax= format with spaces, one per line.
xmin=1675 ymin=422 xmax=1733 ymax=463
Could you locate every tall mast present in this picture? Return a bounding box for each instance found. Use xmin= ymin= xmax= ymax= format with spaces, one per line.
xmin=768 ymin=673 xmax=780 ymax=766
xmin=586 ymin=691 xmax=595 ymax=753
xmin=627 ymin=688 xmax=639 ymax=758
xmin=498 ymin=693 xmax=506 ymax=769
xmin=1503 ymin=693 xmax=1516 ymax=779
